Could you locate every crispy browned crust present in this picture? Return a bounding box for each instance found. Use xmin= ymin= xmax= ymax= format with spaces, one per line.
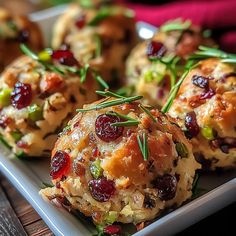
xmin=169 ymin=58 xmax=236 ymax=169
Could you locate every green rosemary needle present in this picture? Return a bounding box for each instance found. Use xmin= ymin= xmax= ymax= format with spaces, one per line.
xmin=139 ymin=104 xmax=156 ymax=122
xmin=96 ymin=90 xmax=126 ymax=98
xmin=137 ymin=132 xmax=149 ymax=161
xmin=160 ymin=19 xmax=191 ymax=32
xmin=106 ymin=111 xmax=140 ymax=127
xmin=77 ymin=95 xmax=143 ymax=112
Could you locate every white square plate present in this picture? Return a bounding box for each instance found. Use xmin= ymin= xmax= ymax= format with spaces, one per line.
xmin=0 ymin=5 xmax=235 ymax=236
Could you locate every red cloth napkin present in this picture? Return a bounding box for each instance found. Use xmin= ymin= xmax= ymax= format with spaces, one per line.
xmin=117 ymin=0 xmax=236 ymax=52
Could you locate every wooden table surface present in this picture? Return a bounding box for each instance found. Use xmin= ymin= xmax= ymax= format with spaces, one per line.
xmin=0 ymin=173 xmax=235 ymax=236
xmin=0 ymin=174 xmax=52 ymax=236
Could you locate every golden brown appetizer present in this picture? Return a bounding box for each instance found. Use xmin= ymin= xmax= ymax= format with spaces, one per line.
xmin=0 ymin=7 xmax=43 ymax=71
xmin=169 ymin=57 xmax=236 ymax=170
xmin=40 ymin=93 xmax=200 ymax=229
xmin=0 ymin=45 xmax=98 ymax=157
xmin=52 ymin=3 xmax=137 ymax=82
xmin=126 ymin=19 xmax=214 ymax=108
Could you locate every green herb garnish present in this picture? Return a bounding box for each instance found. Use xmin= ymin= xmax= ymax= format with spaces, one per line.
xmin=80 ymin=64 xmax=90 ymax=83
xmin=94 ymin=34 xmax=102 ymax=58
xmin=42 ymin=182 xmax=54 ymax=188
xmin=189 ymin=46 xmax=236 ymax=63
xmin=106 ymin=111 xmax=140 ymax=127
xmin=77 ymin=94 xmax=142 ymax=112
xmin=116 ymin=85 xmax=135 ymax=97
xmin=139 ymin=104 xmax=156 ymax=122
xmin=0 ymin=135 xmax=11 ymax=149
xmin=137 ymin=132 xmax=149 ymax=161
xmin=160 ymin=19 xmax=191 ymax=32
xmin=161 ymin=61 xmax=195 ymax=113
xmin=94 ymin=74 xmax=109 ymax=89
xmin=96 ymin=90 xmax=125 ymax=98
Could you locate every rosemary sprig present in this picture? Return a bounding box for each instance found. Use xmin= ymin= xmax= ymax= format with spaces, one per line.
xmin=94 ymin=75 xmax=109 ymax=89
xmin=94 ymin=34 xmax=102 ymax=58
xmin=160 ymin=19 xmax=191 ymax=32
xmin=149 ymin=55 xmax=180 ymax=88
xmin=139 ymin=104 xmax=156 ymax=122
xmin=96 ymin=90 xmax=125 ymax=98
xmin=20 ymin=44 xmax=107 ymax=88
xmin=161 ymin=61 xmax=195 ymax=113
xmin=137 ymin=133 xmax=149 ymax=161
xmin=189 ymin=46 xmax=236 ymax=63
xmin=77 ymin=94 xmax=142 ymax=112
xmin=106 ymin=111 xmax=140 ymax=127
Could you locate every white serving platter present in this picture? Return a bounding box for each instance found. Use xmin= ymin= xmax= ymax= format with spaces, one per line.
xmin=0 ymin=5 xmax=235 ymax=236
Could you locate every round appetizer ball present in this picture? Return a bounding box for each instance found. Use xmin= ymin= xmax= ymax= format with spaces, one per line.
xmin=40 ymin=97 xmax=200 ymax=227
xmin=0 ymin=50 xmax=98 ymax=157
xmin=169 ymin=58 xmax=236 ymax=170
xmin=0 ymin=7 xmax=43 ymax=71
xmin=126 ymin=19 xmax=214 ymax=108
xmin=52 ymin=3 xmax=137 ymax=82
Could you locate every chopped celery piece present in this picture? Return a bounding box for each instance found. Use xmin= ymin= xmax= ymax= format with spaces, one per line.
xmin=90 ymin=159 xmax=103 ymax=179
xmin=0 ymin=88 xmax=12 ymax=107
xmin=28 ymin=104 xmax=43 ymax=122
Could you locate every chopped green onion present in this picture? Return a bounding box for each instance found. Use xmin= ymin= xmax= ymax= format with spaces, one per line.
xmin=90 ymin=159 xmax=103 ymax=179
xmin=201 ymin=126 xmax=216 ymax=140
xmin=105 ymin=211 xmax=118 ymax=225
xmin=175 ymin=142 xmax=188 ymax=158
xmin=0 ymin=88 xmax=12 ymax=107
xmin=11 ymin=130 xmax=23 ymax=142
xmin=137 ymin=132 xmax=149 ymax=161
xmin=38 ymin=49 xmax=52 ymax=62
xmin=28 ymin=104 xmax=43 ymax=122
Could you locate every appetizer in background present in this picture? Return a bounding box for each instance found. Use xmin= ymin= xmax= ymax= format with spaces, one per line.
xmin=0 ymin=45 xmax=98 ymax=157
xmin=52 ymin=3 xmax=137 ymax=83
xmin=126 ymin=19 xmax=214 ymax=108
xmin=169 ymin=50 xmax=236 ymax=170
xmin=40 ymin=93 xmax=200 ymax=229
xmin=0 ymin=7 xmax=43 ymax=71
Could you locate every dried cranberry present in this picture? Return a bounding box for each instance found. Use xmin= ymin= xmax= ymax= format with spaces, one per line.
xmin=185 ymin=111 xmax=199 ymax=138
xmin=16 ymin=140 xmax=28 ymax=149
xmin=75 ymin=15 xmax=86 ymax=29
xmin=88 ymin=177 xmax=115 ymax=202
xmin=200 ymin=88 xmax=215 ymax=100
xmin=104 ymin=225 xmax=121 ymax=235
xmin=50 ymin=151 xmax=71 ymax=180
xmin=154 ymin=174 xmax=177 ymax=201
xmin=192 ymin=75 xmax=209 ymax=89
xmin=95 ymin=114 xmax=124 ymax=142
xmin=0 ymin=116 xmax=12 ymax=128
xmin=11 ymin=82 xmax=32 ymax=109
xmin=146 ymin=41 xmax=166 ymax=59
xmin=52 ymin=50 xmax=78 ymax=66
xmin=17 ymin=29 xmax=29 ymax=43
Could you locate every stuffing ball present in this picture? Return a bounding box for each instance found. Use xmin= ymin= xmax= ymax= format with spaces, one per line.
xmin=0 ymin=8 xmax=43 ymax=71
xmin=126 ymin=20 xmax=214 ymax=108
xmin=40 ymin=98 xmax=200 ymax=226
xmin=169 ymin=58 xmax=236 ymax=170
xmin=52 ymin=3 xmax=137 ymax=82
xmin=0 ymin=54 xmax=98 ymax=157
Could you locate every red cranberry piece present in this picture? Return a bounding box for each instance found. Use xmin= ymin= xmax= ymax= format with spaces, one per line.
xmin=16 ymin=140 xmax=29 ymax=149
xmin=17 ymin=29 xmax=29 ymax=43
xmin=146 ymin=41 xmax=166 ymax=59
xmin=192 ymin=75 xmax=209 ymax=89
xmin=200 ymin=88 xmax=215 ymax=100
xmin=11 ymin=82 xmax=32 ymax=109
xmin=0 ymin=116 xmax=12 ymax=128
xmin=185 ymin=111 xmax=199 ymax=138
xmin=50 ymin=151 xmax=71 ymax=180
xmin=104 ymin=225 xmax=121 ymax=235
xmin=95 ymin=114 xmax=124 ymax=142
xmin=52 ymin=50 xmax=78 ymax=66
xmin=154 ymin=174 xmax=177 ymax=201
xmin=75 ymin=15 xmax=86 ymax=29
xmin=88 ymin=177 xmax=115 ymax=202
